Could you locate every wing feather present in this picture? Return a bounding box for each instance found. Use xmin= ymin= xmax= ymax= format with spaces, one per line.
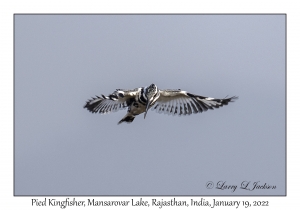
xmin=152 ymin=89 xmax=237 ymax=116
xmin=179 ymin=97 xmax=185 ymax=115
xmin=84 ymin=88 xmax=139 ymax=114
xmin=184 ymin=98 xmax=192 ymax=115
xmin=171 ymin=100 xmax=176 ymax=115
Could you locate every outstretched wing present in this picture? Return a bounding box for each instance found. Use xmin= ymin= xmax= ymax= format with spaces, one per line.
xmin=84 ymin=88 xmax=139 ymax=114
xmin=152 ymin=89 xmax=238 ymax=116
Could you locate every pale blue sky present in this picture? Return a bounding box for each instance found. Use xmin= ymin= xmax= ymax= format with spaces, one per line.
xmin=15 ymin=14 xmax=285 ymax=195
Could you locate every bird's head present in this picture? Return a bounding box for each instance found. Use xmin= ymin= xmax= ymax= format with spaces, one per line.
xmin=144 ymin=84 xmax=159 ymax=119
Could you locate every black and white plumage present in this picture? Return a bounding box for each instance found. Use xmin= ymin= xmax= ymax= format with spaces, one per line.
xmin=84 ymin=84 xmax=238 ymax=124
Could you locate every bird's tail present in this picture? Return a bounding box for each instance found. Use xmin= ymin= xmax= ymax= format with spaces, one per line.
xmin=118 ymin=113 xmax=135 ymax=125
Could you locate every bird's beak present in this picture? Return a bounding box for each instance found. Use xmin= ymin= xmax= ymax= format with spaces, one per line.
xmin=144 ymin=100 xmax=151 ymax=119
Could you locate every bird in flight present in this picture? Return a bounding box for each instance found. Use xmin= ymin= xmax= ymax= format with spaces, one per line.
xmin=84 ymin=84 xmax=238 ymax=124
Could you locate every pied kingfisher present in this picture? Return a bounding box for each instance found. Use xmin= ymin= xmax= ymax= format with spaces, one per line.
xmin=84 ymin=84 xmax=238 ymax=124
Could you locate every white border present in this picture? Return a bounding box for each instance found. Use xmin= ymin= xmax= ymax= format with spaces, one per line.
xmin=1 ymin=0 xmax=297 ymax=209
